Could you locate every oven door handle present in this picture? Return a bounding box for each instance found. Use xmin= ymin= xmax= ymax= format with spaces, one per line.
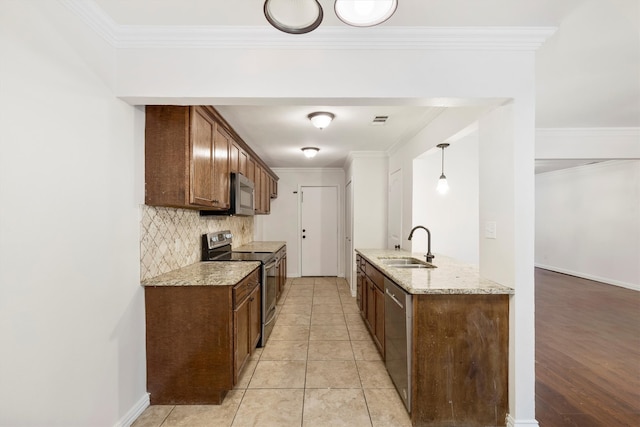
xmin=264 ymin=259 xmax=277 ymax=270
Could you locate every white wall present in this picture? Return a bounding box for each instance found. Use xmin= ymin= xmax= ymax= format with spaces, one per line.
xmin=536 ymin=160 xmax=640 ymax=290
xmin=0 ymin=2 xmax=147 ymax=426
xmin=344 ymin=154 xmax=388 ymax=289
xmin=388 ymin=107 xmax=490 ymax=252
xmin=347 ymin=155 xmax=388 ymax=249
xmin=413 ymin=130 xmax=480 ymax=264
xmin=256 ymin=168 xmax=345 ymax=278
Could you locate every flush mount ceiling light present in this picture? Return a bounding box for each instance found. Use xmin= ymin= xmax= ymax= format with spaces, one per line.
xmin=436 ymin=143 xmax=450 ymax=194
xmin=335 ymin=0 xmax=398 ymax=27
xmin=308 ymin=112 xmax=335 ymax=129
xmin=263 ymin=0 xmax=323 ymax=34
xmin=302 ymin=147 xmax=320 ymax=158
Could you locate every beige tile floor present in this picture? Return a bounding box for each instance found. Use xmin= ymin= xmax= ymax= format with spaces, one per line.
xmin=132 ymin=277 xmax=412 ymax=427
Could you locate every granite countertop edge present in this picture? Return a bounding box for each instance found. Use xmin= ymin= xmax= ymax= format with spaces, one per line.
xmin=141 ymin=261 xmax=261 ymax=287
xmin=356 ymin=248 xmax=514 ymax=295
xmin=233 ymin=241 xmax=286 ymax=253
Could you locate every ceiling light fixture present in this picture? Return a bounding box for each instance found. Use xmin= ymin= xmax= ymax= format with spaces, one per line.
xmin=335 ymin=0 xmax=398 ymax=27
xmin=302 ymin=147 xmax=320 ymax=158
xmin=436 ymin=143 xmax=450 ymax=194
xmin=263 ymin=0 xmax=323 ymax=35
xmin=308 ymin=112 xmax=335 ymax=129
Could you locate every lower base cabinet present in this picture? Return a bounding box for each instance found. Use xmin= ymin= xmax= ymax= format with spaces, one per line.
xmin=145 ymin=267 xmax=260 ymax=404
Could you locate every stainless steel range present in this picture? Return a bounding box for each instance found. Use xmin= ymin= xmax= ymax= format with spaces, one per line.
xmin=201 ymin=231 xmax=278 ymax=346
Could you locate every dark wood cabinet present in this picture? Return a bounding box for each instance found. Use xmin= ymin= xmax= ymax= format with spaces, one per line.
xmin=145 ymin=105 xmax=278 ymax=213
xmin=252 ymin=163 xmax=271 ymax=215
xmin=246 ymin=157 xmax=255 ymax=183
xmin=359 ymin=257 xmax=385 ymax=358
xmin=212 ymin=127 xmax=230 ymax=209
xmin=234 ymin=283 xmax=260 ymax=383
xmin=145 ymin=105 xmax=229 ymax=210
xmin=145 ymin=267 xmax=261 ymax=405
xmin=229 ymin=139 xmax=249 ymax=179
xmin=275 ymin=248 xmax=287 ymax=302
xmin=229 ymin=139 xmax=240 ymax=174
xmin=269 ymin=175 xmax=278 ymax=199
xmin=261 ymin=167 xmax=270 ymax=214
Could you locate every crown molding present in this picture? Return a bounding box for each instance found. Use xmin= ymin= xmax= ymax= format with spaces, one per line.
xmin=59 ymin=0 xmax=119 ymax=46
xmin=536 ymin=127 xmax=640 ymax=138
xmin=61 ymin=0 xmax=556 ymax=51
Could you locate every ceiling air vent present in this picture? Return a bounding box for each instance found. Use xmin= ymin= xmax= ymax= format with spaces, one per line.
xmin=372 ymin=115 xmax=389 ymax=125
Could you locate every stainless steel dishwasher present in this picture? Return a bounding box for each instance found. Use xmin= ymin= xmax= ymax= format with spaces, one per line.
xmin=384 ymin=278 xmax=412 ymax=412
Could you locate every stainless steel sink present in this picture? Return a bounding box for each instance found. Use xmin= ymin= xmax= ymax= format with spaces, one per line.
xmin=378 ymin=257 xmax=436 ymax=268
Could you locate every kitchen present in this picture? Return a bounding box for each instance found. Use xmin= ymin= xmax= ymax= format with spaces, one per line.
xmin=1 ymin=2 xmax=638 ymax=427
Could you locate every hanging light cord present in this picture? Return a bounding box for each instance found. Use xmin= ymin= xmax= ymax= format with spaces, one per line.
xmin=437 ymin=143 xmax=449 ymax=178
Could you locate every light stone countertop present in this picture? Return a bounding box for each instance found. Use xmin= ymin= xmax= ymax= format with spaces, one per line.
xmin=141 ymin=261 xmax=261 ymax=287
xmin=234 ymin=241 xmax=286 ymax=253
xmin=356 ymin=249 xmax=514 ymax=295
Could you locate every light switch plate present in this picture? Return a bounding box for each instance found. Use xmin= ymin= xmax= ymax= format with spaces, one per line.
xmin=485 ymin=221 xmax=497 ymax=239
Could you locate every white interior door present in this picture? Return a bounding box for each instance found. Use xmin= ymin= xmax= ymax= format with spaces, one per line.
xmin=301 ymin=186 xmax=338 ymax=277
xmin=388 ymin=168 xmax=403 ymax=249
xmin=345 ymin=181 xmax=353 ymax=288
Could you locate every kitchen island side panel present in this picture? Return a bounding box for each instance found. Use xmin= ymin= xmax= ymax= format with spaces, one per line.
xmin=411 ymin=294 xmax=509 ymax=427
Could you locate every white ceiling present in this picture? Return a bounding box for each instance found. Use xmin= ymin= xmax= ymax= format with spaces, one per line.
xmin=91 ymin=0 xmax=640 ymax=172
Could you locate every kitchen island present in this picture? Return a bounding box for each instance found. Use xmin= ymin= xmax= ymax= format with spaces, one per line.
xmin=355 ymin=248 xmax=513 ymax=427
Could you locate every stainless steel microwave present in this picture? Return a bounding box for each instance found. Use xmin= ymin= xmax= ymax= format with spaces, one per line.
xmin=200 ymin=172 xmax=254 ymax=217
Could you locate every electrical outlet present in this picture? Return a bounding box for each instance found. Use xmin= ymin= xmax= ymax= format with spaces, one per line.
xmin=485 ymin=221 xmax=497 ymax=239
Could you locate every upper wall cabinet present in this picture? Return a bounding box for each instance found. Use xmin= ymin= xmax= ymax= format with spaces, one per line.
xmin=145 ymin=105 xmax=277 ymax=213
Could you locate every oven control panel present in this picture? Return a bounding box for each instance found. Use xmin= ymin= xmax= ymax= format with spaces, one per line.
xmin=205 ymin=231 xmax=233 ymax=249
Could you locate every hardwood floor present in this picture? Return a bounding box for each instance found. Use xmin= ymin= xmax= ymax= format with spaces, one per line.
xmin=535 ymin=268 xmax=640 ymax=426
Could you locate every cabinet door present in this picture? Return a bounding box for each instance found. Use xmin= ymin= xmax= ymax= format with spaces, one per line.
xmin=366 ymin=277 xmax=376 ymax=332
xmin=261 ymin=168 xmax=270 ymax=213
xmin=374 ymin=285 xmax=385 ymax=356
xmin=234 ymin=297 xmax=250 ymax=383
xmin=213 ymin=128 xmax=230 ymax=209
xmin=229 ymin=141 xmax=239 ymax=173
xmin=356 ymin=268 xmax=363 ymax=312
xmin=254 ymin=164 xmax=263 ymax=213
xmin=270 ymin=176 xmax=278 ymax=199
xmin=239 ymin=148 xmax=248 ymax=177
xmin=246 ymin=157 xmax=255 ymax=183
xmin=249 ymin=286 xmax=261 ymax=350
xmin=281 ymin=255 xmax=287 ymax=294
xmin=190 ymin=107 xmax=215 ymax=206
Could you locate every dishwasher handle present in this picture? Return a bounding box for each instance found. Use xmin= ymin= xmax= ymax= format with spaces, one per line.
xmin=386 ymin=288 xmax=404 ymax=309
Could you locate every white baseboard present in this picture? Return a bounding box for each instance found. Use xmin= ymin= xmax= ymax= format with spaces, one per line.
xmin=114 ymin=393 xmax=150 ymax=427
xmin=535 ymin=264 xmax=639 ymax=291
xmin=506 ymin=414 xmax=539 ymax=427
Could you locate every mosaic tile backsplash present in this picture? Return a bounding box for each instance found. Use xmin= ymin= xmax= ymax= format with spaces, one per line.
xmin=140 ymin=205 xmax=254 ymax=281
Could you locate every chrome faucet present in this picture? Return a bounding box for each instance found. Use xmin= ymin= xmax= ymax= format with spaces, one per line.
xmin=407 ymin=226 xmax=435 ymax=263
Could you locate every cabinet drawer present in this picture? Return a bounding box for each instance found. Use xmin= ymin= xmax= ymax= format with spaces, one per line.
xmin=365 ymin=262 xmax=384 ymax=290
xmin=233 ymin=268 xmax=260 ymax=308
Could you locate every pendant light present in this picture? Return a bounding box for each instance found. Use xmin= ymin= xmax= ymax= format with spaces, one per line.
xmin=264 ymin=0 xmax=323 ymax=34
xmin=335 ymin=0 xmax=398 ymax=27
xmin=436 ymin=143 xmax=450 ymax=194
